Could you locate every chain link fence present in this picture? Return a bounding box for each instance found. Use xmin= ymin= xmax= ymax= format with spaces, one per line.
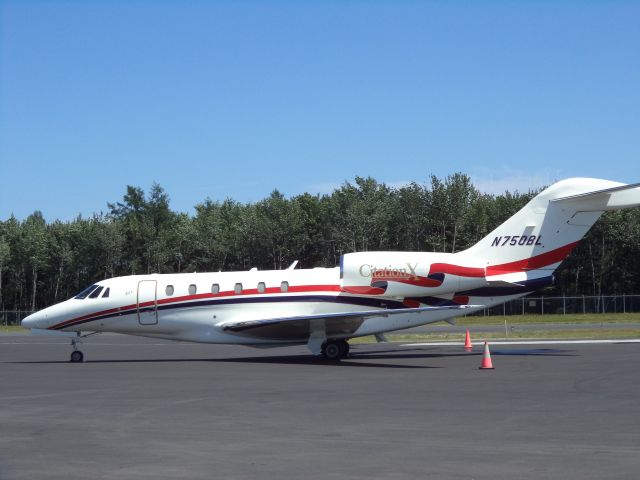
xmin=1 ymin=311 xmax=35 ymax=327
xmin=476 ymin=294 xmax=640 ymax=317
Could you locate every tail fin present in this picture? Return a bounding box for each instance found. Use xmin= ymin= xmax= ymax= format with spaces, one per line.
xmin=462 ymin=178 xmax=640 ymax=280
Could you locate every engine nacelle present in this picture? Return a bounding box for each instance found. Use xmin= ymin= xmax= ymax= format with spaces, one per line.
xmin=340 ymin=251 xmax=487 ymax=298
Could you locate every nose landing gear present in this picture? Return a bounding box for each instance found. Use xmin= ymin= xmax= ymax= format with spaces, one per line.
xmin=70 ymin=335 xmax=84 ymax=363
xmin=70 ymin=350 xmax=84 ymax=363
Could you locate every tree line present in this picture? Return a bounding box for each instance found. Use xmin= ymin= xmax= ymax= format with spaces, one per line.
xmin=2 ymin=173 xmax=640 ymax=311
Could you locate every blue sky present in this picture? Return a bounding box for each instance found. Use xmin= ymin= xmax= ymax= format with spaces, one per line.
xmin=1 ymin=1 xmax=638 ymax=221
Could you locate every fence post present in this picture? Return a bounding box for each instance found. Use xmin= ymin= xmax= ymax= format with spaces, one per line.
xmin=521 ymin=298 xmax=524 ymax=315
xmin=623 ymin=294 xmax=626 ymax=314
xmin=541 ymin=297 xmax=544 ymax=315
xmin=582 ymin=295 xmax=586 ymax=314
xmin=563 ymin=294 xmax=566 ymax=315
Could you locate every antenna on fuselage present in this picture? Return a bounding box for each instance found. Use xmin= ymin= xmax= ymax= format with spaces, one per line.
xmin=287 ymin=260 xmax=299 ymax=270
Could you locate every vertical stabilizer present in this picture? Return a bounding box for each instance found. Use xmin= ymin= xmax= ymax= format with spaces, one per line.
xmin=462 ymin=178 xmax=640 ymax=278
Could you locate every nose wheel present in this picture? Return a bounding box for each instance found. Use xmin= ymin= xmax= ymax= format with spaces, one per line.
xmin=321 ymin=339 xmax=350 ymax=361
xmin=70 ymin=350 xmax=84 ymax=363
xmin=70 ymin=336 xmax=84 ymax=363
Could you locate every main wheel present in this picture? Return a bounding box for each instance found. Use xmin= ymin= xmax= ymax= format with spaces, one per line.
xmin=322 ymin=341 xmax=342 ymax=361
xmin=70 ymin=351 xmax=84 ymax=363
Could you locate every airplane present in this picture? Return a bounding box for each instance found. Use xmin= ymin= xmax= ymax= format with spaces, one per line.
xmin=21 ymin=177 xmax=640 ymax=362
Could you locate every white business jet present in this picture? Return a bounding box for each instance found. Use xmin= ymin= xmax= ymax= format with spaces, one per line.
xmin=22 ymin=178 xmax=640 ymax=362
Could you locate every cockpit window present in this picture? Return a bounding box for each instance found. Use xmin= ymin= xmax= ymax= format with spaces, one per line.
xmin=102 ymin=288 xmax=110 ymax=298
xmin=89 ymin=286 xmax=104 ymax=299
xmin=74 ymin=284 xmax=98 ymax=299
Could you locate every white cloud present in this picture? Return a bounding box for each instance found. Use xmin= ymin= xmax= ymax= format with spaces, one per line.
xmin=304 ymin=181 xmax=344 ymax=196
xmin=386 ymin=180 xmax=414 ymax=190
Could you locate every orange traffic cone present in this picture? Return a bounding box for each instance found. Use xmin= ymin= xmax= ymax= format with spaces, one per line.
xmin=479 ymin=342 xmax=494 ymax=370
xmin=464 ymin=329 xmax=473 ymax=351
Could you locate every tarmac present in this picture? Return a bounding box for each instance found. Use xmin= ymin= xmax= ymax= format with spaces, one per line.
xmin=1 ymin=333 xmax=639 ymax=480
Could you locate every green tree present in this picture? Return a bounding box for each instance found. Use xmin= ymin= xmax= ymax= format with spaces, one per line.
xmin=22 ymin=212 xmax=49 ymax=310
xmin=0 ymin=235 xmax=10 ymax=310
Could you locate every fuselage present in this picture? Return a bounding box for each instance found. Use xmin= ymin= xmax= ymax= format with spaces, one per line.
xmin=21 ymin=250 xmax=544 ymax=345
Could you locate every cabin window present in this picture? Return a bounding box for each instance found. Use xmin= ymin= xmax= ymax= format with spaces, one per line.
xmin=102 ymin=288 xmax=110 ymax=298
xmin=165 ymin=285 xmax=174 ymax=296
xmin=280 ymin=281 xmax=289 ymax=293
xmin=189 ymin=284 xmax=197 ymax=295
xmin=88 ymin=286 xmax=104 ymax=299
xmin=234 ymin=283 xmax=243 ymax=294
xmin=211 ymin=283 xmax=220 ymax=294
xmin=74 ymin=284 xmax=98 ymax=299
xmin=257 ymin=282 xmax=266 ymax=293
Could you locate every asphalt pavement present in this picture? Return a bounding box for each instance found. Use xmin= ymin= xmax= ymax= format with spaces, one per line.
xmin=1 ymin=334 xmax=639 ymax=480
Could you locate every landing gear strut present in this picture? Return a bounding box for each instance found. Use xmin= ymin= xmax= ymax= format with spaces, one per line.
xmin=70 ymin=335 xmax=84 ymax=363
xmin=321 ymin=339 xmax=350 ymax=361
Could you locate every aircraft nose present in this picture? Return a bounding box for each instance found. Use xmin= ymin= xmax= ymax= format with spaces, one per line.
xmin=22 ymin=311 xmax=43 ymax=329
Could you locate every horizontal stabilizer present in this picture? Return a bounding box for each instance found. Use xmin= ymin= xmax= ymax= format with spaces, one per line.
xmin=551 ymin=182 xmax=640 ymax=212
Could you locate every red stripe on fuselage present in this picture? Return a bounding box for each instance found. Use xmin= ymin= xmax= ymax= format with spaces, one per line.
xmin=341 ymin=286 xmax=387 ymax=295
xmin=428 ymin=264 xmax=485 ymax=277
xmin=428 ymin=241 xmax=580 ymax=279
xmin=485 ymin=241 xmax=579 ymax=275
xmin=51 ymin=303 xmax=138 ymax=329
xmin=49 ymin=284 xmax=342 ymax=330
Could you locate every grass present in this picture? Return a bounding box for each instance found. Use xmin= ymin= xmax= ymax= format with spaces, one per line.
xmin=0 ymin=325 xmax=28 ymax=333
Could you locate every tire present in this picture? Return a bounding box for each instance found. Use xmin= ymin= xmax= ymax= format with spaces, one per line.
xmin=322 ymin=341 xmax=342 ymax=361
xmin=70 ymin=351 xmax=84 ymax=363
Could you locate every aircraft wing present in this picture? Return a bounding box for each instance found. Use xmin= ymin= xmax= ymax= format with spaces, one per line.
xmin=220 ymin=305 xmax=477 ymax=337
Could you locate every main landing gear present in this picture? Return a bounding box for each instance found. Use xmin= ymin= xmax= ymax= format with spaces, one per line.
xmin=321 ymin=339 xmax=350 ymax=361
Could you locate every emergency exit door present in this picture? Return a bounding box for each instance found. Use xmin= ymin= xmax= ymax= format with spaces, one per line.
xmin=137 ymin=280 xmax=158 ymax=325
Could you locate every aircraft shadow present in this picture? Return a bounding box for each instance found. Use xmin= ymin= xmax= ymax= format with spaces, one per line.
xmin=8 ymin=356 xmax=438 ymax=368
xmin=8 ymin=346 xmax=575 ymax=367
